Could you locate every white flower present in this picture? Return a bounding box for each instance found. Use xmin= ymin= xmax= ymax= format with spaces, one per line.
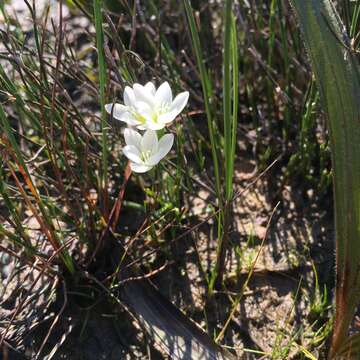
xmin=122 ymin=128 xmax=174 ymax=173
xmin=105 ymin=81 xmax=189 ymax=130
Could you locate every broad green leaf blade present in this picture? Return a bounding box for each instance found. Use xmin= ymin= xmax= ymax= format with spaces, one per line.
xmin=289 ymin=0 xmax=360 ymax=356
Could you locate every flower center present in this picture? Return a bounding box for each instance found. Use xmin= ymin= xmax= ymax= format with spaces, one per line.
xmin=140 ymin=149 xmax=152 ymax=162
xmin=129 ymin=107 xmax=146 ymax=124
xmin=151 ymin=103 xmax=170 ymax=123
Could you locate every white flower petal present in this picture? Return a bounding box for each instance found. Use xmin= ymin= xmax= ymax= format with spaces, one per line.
xmin=170 ymin=91 xmax=189 ymax=116
xmin=118 ymin=112 xmax=142 ymax=126
xmin=122 ymin=116 xmax=142 ymax=126
xmin=105 ymin=103 xmax=126 ymax=117
xmin=133 ymin=83 xmax=155 ymax=107
xmin=122 ymin=145 xmax=142 ymax=164
xmin=136 ymin=108 xmax=155 ymax=127
xmin=135 ymin=100 xmax=152 ymax=114
xmin=147 ymin=133 xmax=174 ymax=166
xmin=158 ymin=111 xmax=177 ymax=124
xmin=145 ymin=120 xmax=165 ymax=130
xmin=105 ymin=103 xmax=116 ymax=114
xmin=137 ymin=124 xmax=148 ymax=130
xmin=124 ymin=128 xmax=142 ymax=148
xmin=124 ymin=86 xmax=136 ymax=107
xmin=141 ymin=129 xmax=158 ymax=153
xmin=145 ymin=82 xmax=156 ymax=95
xmin=105 ymin=103 xmax=140 ymax=126
xmin=130 ymin=163 xmax=153 ymax=173
xmin=155 ymin=81 xmax=172 ymax=105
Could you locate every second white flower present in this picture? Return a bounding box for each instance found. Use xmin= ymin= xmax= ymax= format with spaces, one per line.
xmin=122 ymin=128 xmax=174 ymax=173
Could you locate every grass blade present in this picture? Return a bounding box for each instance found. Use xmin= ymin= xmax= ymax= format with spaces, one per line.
xmin=93 ymin=0 xmax=109 ymax=217
xmin=213 ymin=0 xmax=239 ymax=289
xmin=0 ymin=104 xmax=74 ymax=273
xmin=223 ymin=0 xmax=234 ymax=201
xmin=183 ymin=0 xmax=222 ymax=208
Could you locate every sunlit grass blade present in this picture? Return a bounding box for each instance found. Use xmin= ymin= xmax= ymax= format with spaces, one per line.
xmin=183 ymin=0 xmax=222 ymax=207
xmin=230 ymin=14 xmax=239 ymax=187
xmin=213 ymin=0 xmax=239 ymax=289
xmin=289 ymin=0 xmax=360 ymax=357
xmin=223 ymin=0 xmax=234 ymax=201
